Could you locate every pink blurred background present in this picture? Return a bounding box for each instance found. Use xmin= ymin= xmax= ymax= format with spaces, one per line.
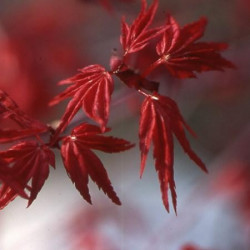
xmin=0 ymin=0 xmax=249 ymax=249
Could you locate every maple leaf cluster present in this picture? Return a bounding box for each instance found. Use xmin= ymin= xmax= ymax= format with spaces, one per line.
xmin=0 ymin=0 xmax=234 ymax=212
xmin=0 ymin=90 xmax=132 ymax=209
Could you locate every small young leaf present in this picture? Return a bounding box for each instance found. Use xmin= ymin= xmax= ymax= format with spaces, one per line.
xmin=120 ymin=0 xmax=165 ymax=54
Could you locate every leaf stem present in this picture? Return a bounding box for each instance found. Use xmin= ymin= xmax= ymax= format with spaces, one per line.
xmin=138 ymin=89 xmax=159 ymax=100
xmin=142 ymin=58 xmax=163 ymax=78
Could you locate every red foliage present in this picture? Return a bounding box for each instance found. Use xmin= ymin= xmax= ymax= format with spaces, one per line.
xmin=0 ymin=128 xmax=46 ymax=144
xmin=0 ymin=90 xmax=48 ymax=143
xmin=50 ymin=65 xmax=114 ymax=138
xmin=139 ymin=93 xmax=207 ymax=212
xmin=0 ymin=91 xmax=53 ymax=208
xmin=144 ymin=15 xmax=235 ymax=78
xmin=0 ymin=0 xmax=235 ymax=213
xmin=61 ymin=123 xmax=134 ymax=205
xmin=0 ymin=158 xmax=28 ymax=202
xmin=120 ymin=0 xmax=164 ymax=54
xmin=0 ymin=141 xmax=55 ymax=208
xmin=0 ymin=90 xmax=47 ymax=131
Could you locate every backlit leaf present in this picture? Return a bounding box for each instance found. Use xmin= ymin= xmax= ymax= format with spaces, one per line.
xmin=156 ymin=15 xmax=235 ymax=78
xmin=120 ymin=0 xmax=165 ymax=54
xmin=0 ymin=141 xmax=55 ymax=208
xmin=50 ymin=65 xmax=114 ymax=140
xmin=139 ymin=93 xmax=207 ymax=212
xmin=61 ymin=123 xmax=134 ymax=205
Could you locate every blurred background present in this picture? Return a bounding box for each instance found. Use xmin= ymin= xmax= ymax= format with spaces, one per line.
xmin=0 ymin=0 xmax=249 ymax=249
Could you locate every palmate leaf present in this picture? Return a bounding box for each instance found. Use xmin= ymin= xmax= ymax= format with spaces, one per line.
xmin=50 ymin=65 xmax=114 ymax=140
xmin=120 ymin=0 xmax=165 ymax=54
xmin=139 ymin=93 xmax=207 ymax=212
xmin=61 ymin=123 xmax=134 ymax=205
xmin=155 ymin=15 xmax=235 ymax=78
xmin=0 ymin=159 xmax=28 ymax=205
xmin=0 ymin=141 xmax=55 ymax=209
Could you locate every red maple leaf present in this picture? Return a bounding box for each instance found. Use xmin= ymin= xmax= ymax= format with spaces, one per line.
xmin=0 ymin=89 xmax=49 ymax=147
xmin=50 ymin=65 xmax=114 ymax=139
xmin=0 ymin=89 xmax=34 ymax=127
xmin=153 ymin=15 xmax=235 ymax=78
xmin=139 ymin=93 xmax=207 ymax=212
xmin=0 ymin=158 xmax=28 ymax=203
xmin=0 ymin=128 xmax=48 ymax=143
xmin=120 ymin=0 xmax=165 ymax=55
xmin=0 ymin=141 xmax=55 ymax=209
xmin=61 ymin=123 xmax=134 ymax=205
xmin=0 ymin=89 xmax=47 ymax=131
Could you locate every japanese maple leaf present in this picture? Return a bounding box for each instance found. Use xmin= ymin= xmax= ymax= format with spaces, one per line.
xmin=61 ymin=123 xmax=134 ymax=205
xmin=139 ymin=93 xmax=207 ymax=212
xmin=120 ymin=0 xmax=165 ymax=54
xmin=154 ymin=15 xmax=235 ymax=78
xmin=0 ymin=158 xmax=28 ymax=203
xmin=0 ymin=128 xmax=48 ymax=143
xmin=0 ymin=89 xmax=33 ymax=127
xmin=0 ymin=89 xmax=47 ymax=131
xmin=0 ymin=141 xmax=55 ymax=209
xmin=50 ymin=65 xmax=114 ymax=139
